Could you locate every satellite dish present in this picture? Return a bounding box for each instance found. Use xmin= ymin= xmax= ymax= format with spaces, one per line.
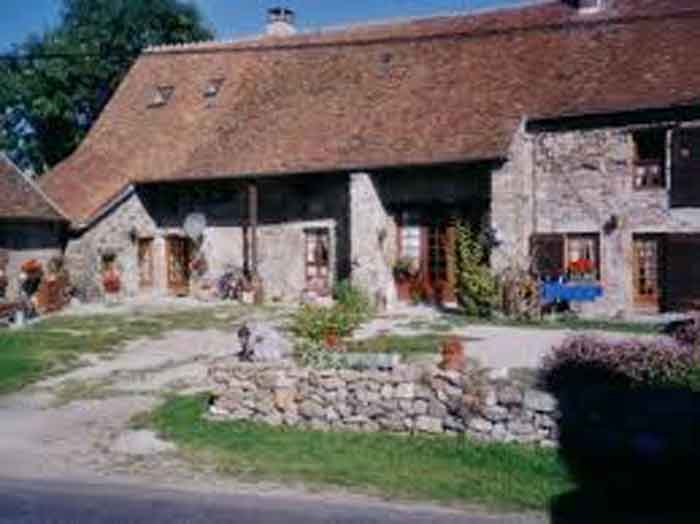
xmin=184 ymin=213 xmax=207 ymax=241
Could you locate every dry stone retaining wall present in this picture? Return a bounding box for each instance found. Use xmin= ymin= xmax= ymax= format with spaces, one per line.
xmin=208 ymin=361 xmax=559 ymax=447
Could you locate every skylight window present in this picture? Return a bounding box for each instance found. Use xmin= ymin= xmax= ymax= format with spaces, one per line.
xmin=576 ymin=0 xmax=604 ymax=13
xmin=149 ymin=85 xmax=175 ymax=107
xmin=204 ymin=78 xmax=225 ymax=98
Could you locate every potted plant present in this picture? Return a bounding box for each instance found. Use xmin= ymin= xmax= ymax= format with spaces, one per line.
xmin=393 ymin=256 xmax=419 ymax=281
xmin=394 ymin=256 xmax=421 ymax=302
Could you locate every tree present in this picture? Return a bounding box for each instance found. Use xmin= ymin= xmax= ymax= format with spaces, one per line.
xmin=0 ymin=0 xmax=213 ymax=174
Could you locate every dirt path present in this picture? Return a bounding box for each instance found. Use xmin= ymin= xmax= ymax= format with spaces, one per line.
xmin=0 ymin=326 xmax=543 ymax=522
xmin=0 ymin=329 xmax=234 ymax=480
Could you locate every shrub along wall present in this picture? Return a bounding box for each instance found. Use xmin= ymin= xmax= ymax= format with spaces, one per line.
xmin=208 ymin=361 xmax=560 ymax=447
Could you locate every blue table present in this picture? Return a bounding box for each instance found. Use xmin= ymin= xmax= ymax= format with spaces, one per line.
xmin=540 ymin=282 xmax=603 ymax=305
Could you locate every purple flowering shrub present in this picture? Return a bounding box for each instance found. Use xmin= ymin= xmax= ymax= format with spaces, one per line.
xmin=668 ymin=314 xmax=700 ymax=348
xmin=541 ymin=335 xmax=700 ymax=392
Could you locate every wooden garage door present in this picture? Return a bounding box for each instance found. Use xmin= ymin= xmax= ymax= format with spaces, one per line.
xmin=664 ymin=234 xmax=700 ymax=311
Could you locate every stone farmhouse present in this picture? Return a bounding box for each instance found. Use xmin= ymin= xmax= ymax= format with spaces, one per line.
xmin=31 ymin=0 xmax=700 ymax=316
xmin=0 ymin=154 xmax=67 ymax=300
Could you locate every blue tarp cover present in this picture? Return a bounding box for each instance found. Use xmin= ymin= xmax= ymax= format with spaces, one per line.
xmin=540 ymin=282 xmax=603 ymax=304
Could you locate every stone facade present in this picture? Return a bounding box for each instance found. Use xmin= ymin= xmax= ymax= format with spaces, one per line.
xmin=492 ymin=121 xmax=700 ymax=316
xmin=63 ymin=166 xmax=490 ymax=308
xmin=349 ymin=173 xmax=398 ymax=310
xmin=64 ymin=176 xmax=351 ymax=302
xmin=0 ymin=221 xmax=65 ymax=301
xmin=209 ymin=360 xmax=559 ymax=447
xmin=64 ymin=191 xmax=159 ymax=301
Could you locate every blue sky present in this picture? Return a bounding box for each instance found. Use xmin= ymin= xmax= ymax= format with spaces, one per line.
xmin=1 ymin=0 xmax=530 ymax=52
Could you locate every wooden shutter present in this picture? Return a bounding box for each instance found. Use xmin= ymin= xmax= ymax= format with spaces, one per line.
xmin=664 ymin=234 xmax=700 ymax=311
xmin=530 ymin=234 xmax=565 ymax=280
xmin=671 ymin=128 xmax=700 ymax=207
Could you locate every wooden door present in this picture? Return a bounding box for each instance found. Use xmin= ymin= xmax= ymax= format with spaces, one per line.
xmin=426 ymin=222 xmax=457 ymax=303
xmin=305 ymin=228 xmax=330 ymax=295
xmin=138 ymin=238 xmax=154 ymax=290
xmin=664 ymin=234 xmax=700 ymax=311
xmin=397 ymin=212 xmax=456 ymax=304
xmin=166 ymin=236 xmax=191 ymax=296
xmin=633 ymin=236 xmax=662 ymax=311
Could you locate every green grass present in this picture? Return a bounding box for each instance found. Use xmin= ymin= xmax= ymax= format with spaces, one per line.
xmin=0 ymin=305 xmax=247 ymax=395
xmin=346 ymin=334 xmax=446 ymax=356
xmin=142 ymin=395 xmax=573 ymax=511
xmin=441 ymin=313 xmax=662 ymax=335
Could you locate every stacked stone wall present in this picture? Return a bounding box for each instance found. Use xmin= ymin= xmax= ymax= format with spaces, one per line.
xmin=209 ymin=361 xmax=559 ymax=447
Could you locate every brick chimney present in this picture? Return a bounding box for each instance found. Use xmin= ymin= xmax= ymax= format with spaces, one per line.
xmin=266 ymin=7 xmax=297 ymax=37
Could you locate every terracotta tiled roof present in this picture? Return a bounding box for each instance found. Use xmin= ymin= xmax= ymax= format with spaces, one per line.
xmin=41 ymin=0 xmax=700 ymax=223
xmin=0 ymin=154 xmax=65 ymax=221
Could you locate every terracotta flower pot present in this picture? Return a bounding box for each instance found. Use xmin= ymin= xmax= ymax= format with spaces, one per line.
xmin=439 ymin=338 xmax=466 ymax=371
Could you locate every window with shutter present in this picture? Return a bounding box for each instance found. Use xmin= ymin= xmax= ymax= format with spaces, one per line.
xmin=530 ymin=234 xmax=565 ymax=280
xmin=671 ymin=128 xmax=700 ymax=207
xmin=531 ymin=233 xmax=601 ymax=281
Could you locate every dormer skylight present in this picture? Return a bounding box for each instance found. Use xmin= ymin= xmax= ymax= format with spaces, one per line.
xmin=575 ymin=0 xmax=605 ymax=14
xmin=149 ymin=85 xmax=175 ymax=107
xmin=204 ymin=78 xmax=225 ymax=98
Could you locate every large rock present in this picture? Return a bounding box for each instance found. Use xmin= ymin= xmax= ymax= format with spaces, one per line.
xmin=468 ymin=417 xmax=493 ymax=434
xmin=247 ymin=322 xmax=293 ymax=362
xmin=497 ymin=385 xmax=523 ymax=406
xmin=415 ymin=416 xmax=443 ymax=434
xmin=523 ymin=389 xmax=557 ymax=413
xmin=299 ymin=400 xmax=325 ymax=419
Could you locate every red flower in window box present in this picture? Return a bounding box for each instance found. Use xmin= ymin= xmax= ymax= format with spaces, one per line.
xmin=567 ymin=259 xmax=595 ymax=280
xmin=102 ymin=269 xmax=121 ymax=294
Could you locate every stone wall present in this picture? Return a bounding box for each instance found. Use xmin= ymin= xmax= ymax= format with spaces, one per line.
xmin=491 ymin=122 xmax=535 ymax=273
xmin=349 ymin=173 xmax=398 ymax=309
xmin=65 ymin=176 xmax=351 ymax=303
xmin=208 ymin=360 xmax=559 ymax=447
xmin=0 ymin=221 xmax=65 ymax=301
xmin=492 ymin=122 xmax=700 ymax=316
xmin=64 ymin=191 xmax=160 ymax=301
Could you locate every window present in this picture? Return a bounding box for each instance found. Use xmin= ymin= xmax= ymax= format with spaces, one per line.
xmin=531 ymin=233 xmax=600 ymax=281
xmin=633 ymin=129 xmax=666 ymax=189
xmin=633 ymin=235 xmax=662 ymax=308
xmin=575 ymin=0 xmax=604 ymax=12
xmin=399 ymin=211 xmax=421 ymax=262
xmin=305 ymin=228 xmax=330 ymax=295
xmin=204 ymin=78 xmax=225 ymax=98
xmin=671 ymin=127 xmax=700 ymax=207
xmin=148 ymin=85 xmax=174 ymax=107
xmin=565 ymin=234 xmax=600 ymax=281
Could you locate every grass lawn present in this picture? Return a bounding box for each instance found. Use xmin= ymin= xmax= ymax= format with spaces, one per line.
xmin=140 ymin=395 xmax=573 ymax=511
xmin=415 ymin=314 xmax=664 ymax=336
xmin=345 ymin=334 xmax=450 ymax=357
xmin=0 ymin=306 xmax=247 ymax=395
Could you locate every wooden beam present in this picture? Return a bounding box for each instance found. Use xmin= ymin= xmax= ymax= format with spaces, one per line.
xmin=248 ymin=182 xmax=259 ymax=275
